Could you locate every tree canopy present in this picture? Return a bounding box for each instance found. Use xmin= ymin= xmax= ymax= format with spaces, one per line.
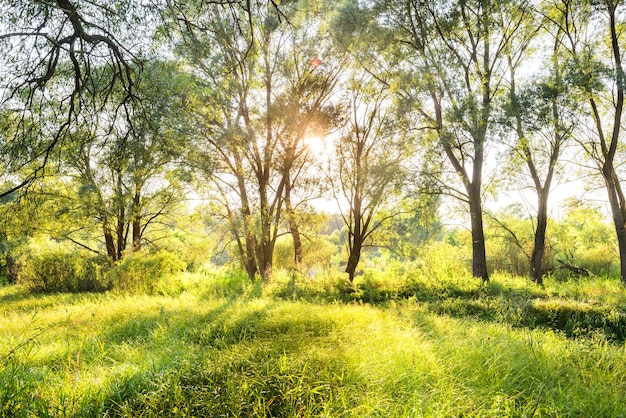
xmin=2 ymin=0 xmax=626 ymax=284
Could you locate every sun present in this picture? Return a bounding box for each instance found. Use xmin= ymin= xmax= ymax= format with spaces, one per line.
xmin=303 ymin=134 xmax=331 ymax=160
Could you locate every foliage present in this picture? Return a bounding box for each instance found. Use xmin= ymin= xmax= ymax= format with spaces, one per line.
xmin=0 ymin=0 xmax=150 ymax=199
xmin=273 ymin=235 xmax=336 ymax=272
xmin=487 ymin=200 xmax=618 ymax=280
xmin=105 ymin=250 xmax=187 ymax=295
xmin=552 ymin=199 xmax=617 ymax=278
xmin=16 ymin=251 xmax=110 ymax=293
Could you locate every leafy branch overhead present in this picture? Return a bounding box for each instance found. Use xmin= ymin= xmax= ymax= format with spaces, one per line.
xmin=0 ymin=0 xmax=143 ymax=198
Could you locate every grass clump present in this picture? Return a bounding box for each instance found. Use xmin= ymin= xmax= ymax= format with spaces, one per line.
xmin=105 ymin=250 xmax=186 ymax=295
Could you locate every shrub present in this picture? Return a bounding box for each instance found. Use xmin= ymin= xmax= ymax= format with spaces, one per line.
xmin=105 ymin=250 xmax=187 ymax=294
xmin=196 ymin=265 xmax=254 ymax=299
xmin=273 ymin=235 xmax=336 ymax=272
xmin=16 ymin=251 xmax=109 ymax=293
xmin=415 ymin=240 xmax=471 ymax=280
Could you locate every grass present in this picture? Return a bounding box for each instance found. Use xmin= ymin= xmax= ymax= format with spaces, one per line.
xmin=1 ymin=271 xmax=626 ymax=416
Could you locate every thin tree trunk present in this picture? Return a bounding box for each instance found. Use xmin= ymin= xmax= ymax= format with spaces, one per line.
xmin=132 ymin=185 xmax=141 ymax=252
xmin=115 ymin=172 xmax=126 ymax=260
xmin=284 ymin=175 xmax=303 ymax=266
xmin=234 ymin=150 xmax=258 ymax=282
xmin=605 ymin=171 xmax=626 ymax=284
xmin=598 ymin=4 xmax=626 ymax=284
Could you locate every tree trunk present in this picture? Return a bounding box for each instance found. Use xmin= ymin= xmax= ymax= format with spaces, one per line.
xmin=530 ymin=190 xmax=549 ymax=285
xmin=601 ymin=4 xmax=626 ymax=284
xmin=284 ymin=176 xmax=303 ymax=266
xmin=116 ymin=207 xmax=125 ymax=260
xmin=132 ymin=186 xmax=141 ymax=252
xmin=103 ymin=225 xmax=116 ymax=260
xmin=346 ymin=178 xmax=364 ymax=283
xmin=259 ymin=237 xmax=274 ymax=281
xmin=289 ymin=216 xmax=303 ymax=266
xmin=605 ymin=171 xmax=626 ymax=284
xmin=469 ymin=185 xmax=489 ymax=281
xmin=345 ymin=236 xmax=363 ymax=283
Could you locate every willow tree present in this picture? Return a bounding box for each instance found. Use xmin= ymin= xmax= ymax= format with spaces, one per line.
xmin=331 ymin=76 xmax=408 ymax=283
xmin=550 ymin=0 xmax=626 ymax=284
xmin=363 ymin=0 xmax=534 ymax=280
xmin=0 ymin=0 xmax=146 ymax=198
xmin=500 ymin=7 xmax=575 ymax=285
xmin=167 ymin=0 xmax=340 ymax=280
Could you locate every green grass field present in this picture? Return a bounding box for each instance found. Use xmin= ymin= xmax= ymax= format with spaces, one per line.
xmin=1 ymin=271 xmax=626 ymax=417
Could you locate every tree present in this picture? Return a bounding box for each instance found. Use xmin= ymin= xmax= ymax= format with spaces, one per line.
xmin=45 ymin=60 xmax=190 ymax=260
xmin=368 ymin=0 xmax=534 ymax=281
xmin=501 ymin=10 xmax=574 ymax=284
xmin=0 ymin=0 xmax=288 ymax=199
xmin=0 ymin=0 xmax=147 ymax=198
xmin=331 ymin=77 xmax=408 ymax=283
xmin=550 ymin=0 xmax=626 ymax=284
xmin=169 ymin=0 xmax=340 ymax=281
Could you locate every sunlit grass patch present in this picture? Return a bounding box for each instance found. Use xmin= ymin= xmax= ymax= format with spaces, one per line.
xmin=1 ymin=277 xmax=626 ymax=416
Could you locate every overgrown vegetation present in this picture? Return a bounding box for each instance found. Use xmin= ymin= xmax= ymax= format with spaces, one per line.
xmin=2 ymin=0 xmax=626 ymax=415
xmin=1 ymin=267 xmax=625 ymax=417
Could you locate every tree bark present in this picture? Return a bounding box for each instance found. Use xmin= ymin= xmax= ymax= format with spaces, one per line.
xmin=468 ymin=185 xmax=489 ymax=280
xmin=345 ymin=238 xmax=363 ymax=283
xmin=115 ymin=172 xmax=126 ymax=260
xmin=530 ymin=191 xmax=549 ymax=285
xmin=604 ymin=170 xmax=626 ymax=284
xmin=284 ymin=175 xmax=303 ymax=266
xmin=131 ymin=185 xmax=141 ymax=252
xmin=103 ymin=223 xmax=116 ymax=260
xmin=596 ymin=4 xmax=626 ymax=284
xmin=234 ymin=150 xmax=258 ymax=282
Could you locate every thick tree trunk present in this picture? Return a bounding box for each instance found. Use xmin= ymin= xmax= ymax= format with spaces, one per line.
xmin=345 ymin=237 xmax=363 ymax=283
xmin=531 ymin=191 xmax=549 ymax=285
xmin=258 ymin=229 xmax=274 ymax=281
xmin=103 ymin=226 xmax=116 ymax=260
xmin=98 ymin=208 xmax=117 ymax=260
xmin=469 ymin=186 xmax=489 ymax=281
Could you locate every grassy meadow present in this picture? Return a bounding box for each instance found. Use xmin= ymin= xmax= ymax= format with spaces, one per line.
xmin=1 ymin=269 xmax=626 ymax=417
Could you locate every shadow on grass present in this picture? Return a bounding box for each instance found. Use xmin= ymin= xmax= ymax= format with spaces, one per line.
xmin=89 ymin=300 xmax=353 ymax=417
xmin=0 ymin=286 xmax=101 ymax=315
xmin=273 ymin=274 xmax=626 ymax=343
xmin=401 ymin=281 xmax=626 ymax=343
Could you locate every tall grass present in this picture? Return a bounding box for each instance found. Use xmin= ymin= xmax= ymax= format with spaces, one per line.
xmin=1 ymin=271 xmax=625 ymax=416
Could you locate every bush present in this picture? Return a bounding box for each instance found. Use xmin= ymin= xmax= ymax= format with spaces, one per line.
xmin=105 ymin=251 xmax=187 ymax=294
xmin=17 ymin=251 xmax=110 ymax=293
xmin=415 ymin=240 xmax=471 ymax=280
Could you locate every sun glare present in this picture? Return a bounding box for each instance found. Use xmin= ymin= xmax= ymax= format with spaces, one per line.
xmin=303 ymin=134 xmax=330 ymax=160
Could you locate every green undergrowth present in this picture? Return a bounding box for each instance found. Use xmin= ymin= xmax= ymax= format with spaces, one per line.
xmin=1 ymin=271 xmax=626 ymax=416
xmin=265 ymin=269 xmax=626 ymax=343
